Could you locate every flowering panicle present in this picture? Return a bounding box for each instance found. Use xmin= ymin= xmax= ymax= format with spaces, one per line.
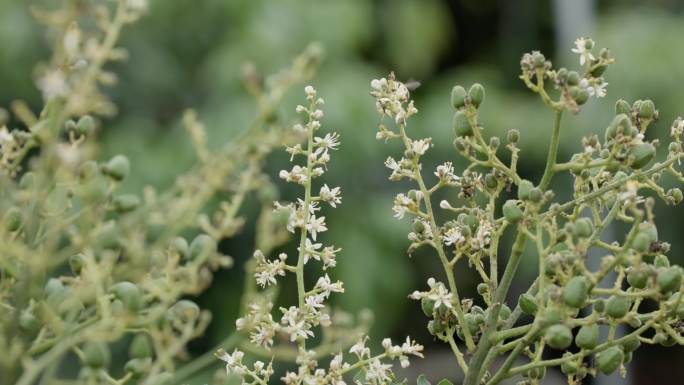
xmin=224 ymin=86 xmax=423 ymax=385
xmin=371 ymin=38 xmax=684 ymax=385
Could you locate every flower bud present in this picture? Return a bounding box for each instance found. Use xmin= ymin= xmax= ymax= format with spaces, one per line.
xmin=518 ymin=293 xmax=538 ymax=315
xmin=170 ymin=299 xmax=200 ymax=323
xmin=615 ymin=99 xmax=631 ymax=115
xmin=544 ymin=324 xmax=572 ymax=350
xmin=573 ymin=218 xmax=593 ymax=238
xmin=450 ymin=85 xmax=467 ymax=109
xmin=562 ymin=276 xmax=590 ymax=308
xmin=76 ymin=115 xmax=95 ymax=135
xmin=596 ymin=346 xmax=623 ymax=374
xmin=507 ymin=129 xmax=520 ymax=144
xmin=629 ymin=143 xmax=655 ymax=169
xmin=668 ymin=188 xmax=683 ymax=204
xmin=605 ymin=114 xmax=630 ymax=142
xmin=3 ymin=207 xmax=22 ymax=232
xmin=575 ymin=324 xmax=599 ymax=349
xmin=83 ymin=342 xmax=111 ymax=368
xmin=484 ymin=174 xmax=498 ymax=189
xmin=173 ymin=237 xmax=189 ymax=258
xmin=129 ymin=334 xmax=152 ymax=359
xmin=566 ymin=71 xmax=580 ymax=86
xmin=570 ymin=87 xmax=589 ymax=105
xmin=528 ymin=187 xmax=543 ymax=203
xmin=638 ymin=99 xmax=655 ymax=119
xmin=561 ymin=353 xmax=579 ymax=374
xmin=657 ymin=266 xmax=682 ymax=294
xmin=502 ymin=200 xmax=523 ymax=223
xmin=112 ymin=194 xmax=140 ymax=213
xmin=103 ymin=154 xmax=130 ymax=181
xmin=69 ymin=254 xmax=86 ymax=275
xmin=606 ymin=295 xmax=630 ymax=318
xmin=489 ymin=136 xmax=500 ymax=149
xmin=517 ymin=180 xmax=534 ymax=200
xmin=626 ymin=266 xmax=650 ymax=289
xmin=452 ymin=111 xmax=473 ymax=137
xmin=468 ymin=83 xmax=485 ymax=108
xmin=189 ymin=234 xmax=217 ymax=260
xmin=654 ymin=254 xmax=670 ymax=268
xmin=124 ymin=357 xmax=152 ymax=378
xmin=621 ymin=336 xmax=641 ymax=353
xmin=109 ymin=281 xmax=143 ymax=312
xmin=19 ymin=309 xmax=41 ymax=334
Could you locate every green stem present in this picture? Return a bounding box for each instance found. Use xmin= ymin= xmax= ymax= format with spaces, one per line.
xmin=538 ymin=111 xmax=563 ymax=190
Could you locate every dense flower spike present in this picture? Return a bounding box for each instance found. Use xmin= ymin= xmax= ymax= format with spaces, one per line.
xmin=227 ymin=86 xmax=423 ymax=385
xmin=371 ymin=38 xmax=684 ymax=385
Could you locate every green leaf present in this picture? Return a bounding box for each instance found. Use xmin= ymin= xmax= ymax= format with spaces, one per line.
xmin=417 ymin=375 xmax=431 ymax=385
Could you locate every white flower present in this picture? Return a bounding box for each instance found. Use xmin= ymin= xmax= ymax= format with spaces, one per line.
xmin=127 ymin=0 xmax=148 ymax=12
xmin=349 ymin=338 xmax=370 ymax=358
xmin=279 ymin=165 xmax=308 ymax=184
xmin=305 ymin=85 xmax=316 ymax=97
xmin=306 ymin=215 xmax=327 ymax=240
xmin=435 ymin=162 xmax=459 ymax=185
xmin=319 ymin=184 xmax=342 ymax=207
xmin=428 ymin=284 xmax=453 ymax=309
xmin=37 ymin=70 xmax=70 ymax=100
xmin=314 ymin=132 xmax=341 ymax=151
xmin=587 ymin=80 xmax=608 ymax=98
xmin=443 ymin=227 xmax=465 ymax=246
xmin=365 ymin=358 xmax=393 ymax=385
xmin=315 ymin=274 xmax=344 ymax=296
xmin=571 ymin=37 xmax=595 ymax=66
xmin=392 ymin=193 xmax=412 ymax=219
xmin=300 ymin=238 xmax=322 ymax=263
xmin=411 ymin=138 xmax=431 ymax=156
xmin=217 ymin=349 xmax=245 ymax=375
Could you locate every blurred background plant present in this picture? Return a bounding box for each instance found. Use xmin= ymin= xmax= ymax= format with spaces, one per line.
xmin=2 ymin=1 xmax=684 ymax=384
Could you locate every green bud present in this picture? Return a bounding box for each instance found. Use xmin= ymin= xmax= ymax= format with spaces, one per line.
xmin=173 ymin=237 xmax=189 ymax=258
xmin=109 ymin=281 xmax=143 ymax=312
xmin=621 ymin=336 xmax=641 ymax=353
xmin=590 ymin=64 xmax=607 ymax=77
xmin=632 ymin=232 xmax=652 ymax=253
xmin=476 ymin=283 xmax=489 ymax=296
xmin=468 ymin=83 xmax=485 ymax=107
xmin=596 ymin=346 xmax=624 ymax=374
xmin=103 ymin=154 xmax=130 ymax=181
xmin=499 ymin=304 xmax=512 ymax=321
xmin=573 ymin=218 xmax=593 ymax=238
xmin=507 ymin=129 xmax=520 ymax=144
xmin=69 ymin=254 xmax=86 ymax=275
xmin=452 ymin=111 xmax=473 ymax=137
xmin=450 ymin=85 xmax=467 ymax=109
xmin=518 ymin=293 xmax=538 ymax=315
xmin=189 ymin=234 xmax=216 ymax=260
xmin=654 ymin=254 xmax=670 ymax=268
xmin=570 ymin=87 xmax=589 ymax=105
xmin=614 ymin=100 xmax=630 ymax=116
xmin=626 ymin=267 xmax=650 ymax=289
xmin=669 ymin=188 xmax=683 ymax=204
xmin=528 ymin=187 xmax=543 ymax=203
xmin=129 ymin=334 xmax=152 ymax=359
xmin=83 ymin=342 xmax=111 ymax=368
xmin=484 ymin=174 xmax=498 ymax=189
xmin=19 ymin=309 xmax=41 ymax=334
xmin=566 ymin=71 xmax=580 ymax=86
xmin=563 ymin=276 xmax=590 ymax=308
xmin=575 ymin=324 xmax=599 ymax=350
xmin=605 ymin=114 xmax=631 ymax=142
xmin=170 ymin=300 xmax=200 ymax=323
xmin=517 ymin=180 xmax=534 ymax=200
xmin=3 ymin=207 xmax=22 ymax=232
xmin=112 ymin=194 xmax=141 ymax=213
xmin=638 ymin=99 xmax=655 ymax=119
xmin=523 ymin=366 xmax=546 ymax=380
xmin=629 ymin=143 xmax=656 ymax=169
xmin=657 ymin=266 xmax=682 ymax=294
xmin=606 ymin=295 xmax=630 ymax=318
xmin=489 ymin=136 xmax=500 ymax=149
xmin=44 ymin=278 xmax=65 ymax=297
xmin=76 ymin=115 xmax=95 ymax=135
xmin=124 ymin=357 xmax=152 ymax=378
xmin=502 ymin=200 xmax=523 ymax=223
xmin=544 ymin=324 xmax=573 ymax=350
xmin=593 ymin=299 xmax=606 ymax=313
xmin=561 ymin=352 xmax=579 ymax=374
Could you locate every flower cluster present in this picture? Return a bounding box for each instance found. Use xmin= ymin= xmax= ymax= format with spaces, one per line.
xmin=371 ymin=38 xmax=684 ymax=385
xmin=225 ymin=86 xmax=423 ymax=385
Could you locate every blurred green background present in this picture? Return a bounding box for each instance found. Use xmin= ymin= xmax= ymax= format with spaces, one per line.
xmin=2 ymin=0 xmax=684 ymax=384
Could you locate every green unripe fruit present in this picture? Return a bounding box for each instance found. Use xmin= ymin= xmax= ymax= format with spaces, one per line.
xmin=638 ymin=99 xmax=655 ymax=119
xmin=83 ymin=342 xmax=111 ymax=368
xmin=605 ymin=114 xmax=630 ymax=142
xmin=563 ymin=276 xmax=590 ymax=308
xmin=597 ymin=346 xmax=623 ymax=374
xmin=468 ymin=83 xmax=485 ymax=107
xmin=451 ymin=85 xmax=467 ymax=109
xmin=544 ymin=307 xmax=562 ymax=325
xmin=502 ymin=200 xmax=523 ymax=223
xmin=545 ymin=324 xmax=573 ymax=350
xmin=570 ymin=87 xmax=589 ymax=105
xmin=173 ymin=237 xmax=189 ymax=258
xmin=3 ymin=207 xmax=22 ymax=232
xmin=428 ymin=319 xmax=445 ymax=335
xmin=129 ymin=334 xmax=152 ymax=359
xmin=627 ymin=267 xmax=650 ymax=289
xmin=452 ymin=111 xmax=472 ymax=137
xmin=112 ymin=194 xmax=141 ymax=213
xmin=573 ymin=218 xmax=593 ymax=238
xmin=575 ymin=324 xmax=599 ymax=349
xmin=669 ymin=188 xmax=683 ymax=204
xmin=170 ymin=300 xmax=200 ymax=323
xmin=654 ymin=254 xmax=670 ymax=268
xmin=421 ymin=297 xmax=435 ymax=317
xmin=76 ymin=115 xmax=95 ymax=135
xmin=518 ymin=293 xmax=538 ymax=315
xmin=484 ymin=174 xmax=497 ymax=189
xmin=45 ymin=278 xmax=65 ymax=297
xmin=593 ymin=299 xmax=606 ymax=313
xmin=629 ymin=143 xmax=656 ymax=169
xmin=476 ymin=283 xmax=489 ymax=296
xmin=657 ymin=266 xmax=682 ymax=294
xmin=615 ymin=99 xmax=631 ymax=115
xmin=69 ymin=254 xmax=86 ymax=275
xmin=464 ymin=313 xmax=481 ymax=335
xmin=528 ymin=188 xmax=543 ymax=203
xmin=189 ymin=234 xmax=216 ymax=260
xmin=517 ymin=180 xmax=533 ymax=200
xmin=621 ymin=336 xmax=641 ymax=353
xmin=632 ymin=232 xmax=651 ymax=253
xmin=606 ymin=295 xmax=630 ymax=318
xmin=499 ymin=304 xmax=512 ymax=321
xmin=561 ymin=353 xmax=579 ymax=375
xmin=103 ymin=154 xmax=130 ymax=181
xmin=507 ymin=129 xmax=520 ymax=143
xmin=413 ymin=220 xmax=426 ymax=234
xmin=124 ymin=357 xmax=151 ymax=378
xmin=623 ymin=352 xmax=633 ymax=364
xmin=109 ymin=281 xmax=143 ymax=312
xmin=566 ymin=71 xmax=580 ymax=86
xmin=523 ymin=366 xmax=546 ymax=380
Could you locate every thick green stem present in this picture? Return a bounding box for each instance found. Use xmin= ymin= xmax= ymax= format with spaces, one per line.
xmin=538 ymin=111 xmax=563 ymax=190
xmin=462 ymin=230 xmax=527 ymax=385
